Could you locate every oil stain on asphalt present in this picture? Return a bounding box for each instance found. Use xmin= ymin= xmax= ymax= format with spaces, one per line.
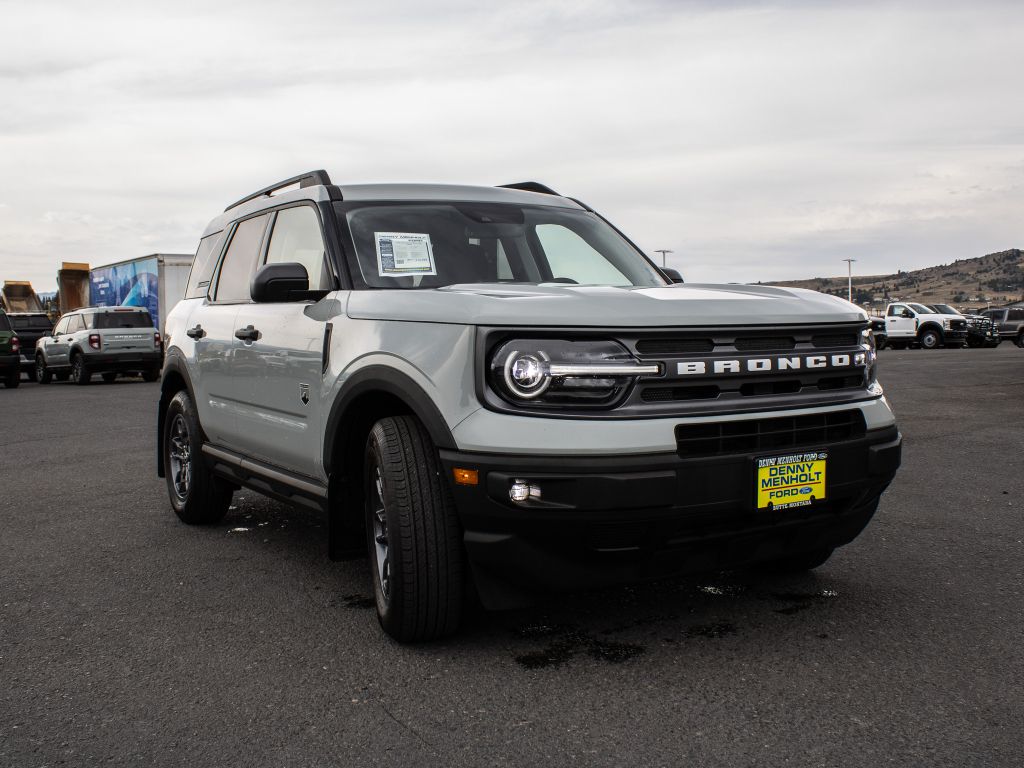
xmin=514 ymin=625 xmax=645 ymax=669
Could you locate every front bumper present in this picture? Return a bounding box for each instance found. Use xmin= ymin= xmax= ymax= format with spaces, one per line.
xmin=943 ymin=329 xmax=969 ymax=342
xmin=440 ymin=425 xmax=901 ymax=608
xmin=83 ymin=351 xmax=162 ymax=371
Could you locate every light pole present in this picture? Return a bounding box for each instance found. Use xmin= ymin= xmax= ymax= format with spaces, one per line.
xmin=654 ymin=249 xmax=673 ymax=267
xmin=842 ymin=258 xmax=856 ymax=303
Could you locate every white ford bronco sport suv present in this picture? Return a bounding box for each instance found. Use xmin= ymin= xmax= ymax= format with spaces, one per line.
xmin=36 ymin=306 xmax=162 ymax=384
xmin=158 ymin=171 xmax=902 ymax=642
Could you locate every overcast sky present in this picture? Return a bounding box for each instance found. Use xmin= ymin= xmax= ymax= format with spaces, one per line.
xmin=1 ymin=0 xmax=1021 ymax=291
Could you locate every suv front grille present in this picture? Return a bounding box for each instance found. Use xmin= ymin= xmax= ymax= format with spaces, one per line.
xmin=734 ymin=336 xmax=795 ymax=351
xmin=635 ymin=338 xmax=714 ymax=355
xmin=674 ymin=410 xmax=866 ymax=457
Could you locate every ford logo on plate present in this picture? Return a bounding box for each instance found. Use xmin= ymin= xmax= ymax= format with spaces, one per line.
xmin=799 ymin=486 xmax=813 ymax=494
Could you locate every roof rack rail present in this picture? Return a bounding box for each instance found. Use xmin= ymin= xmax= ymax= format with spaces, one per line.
xmin=225 ymin=170 xmax=334 ymax=212
xmin=498 ymin=181 xmax=560 ymax=196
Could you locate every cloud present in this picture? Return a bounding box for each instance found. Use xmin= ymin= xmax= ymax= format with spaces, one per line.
xmin=0 ymin=0 xmax=1022 ymax=290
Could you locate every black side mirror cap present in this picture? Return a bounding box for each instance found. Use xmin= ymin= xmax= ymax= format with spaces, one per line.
xmin=662 ymin=267 xmax=685 ymax=284
xmin=251 ymin=262 xmax=310 ymax=303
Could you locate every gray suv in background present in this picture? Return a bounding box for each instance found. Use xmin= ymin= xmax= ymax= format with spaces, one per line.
xmin=36 ymin=307 xmax=163 ymax=385
xmin=158 ymin=170 xmax=901 ymax=642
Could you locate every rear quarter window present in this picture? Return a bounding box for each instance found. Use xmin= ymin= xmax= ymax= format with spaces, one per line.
xmin=186 ymin=231 xmax=226 ymax=299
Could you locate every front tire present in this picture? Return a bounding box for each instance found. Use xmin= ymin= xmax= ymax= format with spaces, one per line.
xmin=36 ymin=356 xmax=52 ymax=384
xmin=1017 ymin=333 xmax=1024 ymax=349
xmin=919 ymin=328 xmax=942 ymax=349
xmin=163 ymin=390 xmax=232 ymax=524
xmin=70 ymin=353 xmax=91 ymax=385
xmin=364 ymin=415 xmax=463 ymax=642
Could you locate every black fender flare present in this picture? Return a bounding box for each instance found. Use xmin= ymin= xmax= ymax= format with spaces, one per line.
xmin=917 ymin=322 xmax=944 ymax=341
xmin=156 ymin=351 xmax=199 ymax=477
xmin=323 ymin=366 xmax=456 ymax=472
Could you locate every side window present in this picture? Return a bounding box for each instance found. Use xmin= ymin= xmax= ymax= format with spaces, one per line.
xmin=54 ymin=316 xmax=69 ymax=335
xmin=68 ymin=315 xmax=85 ymax=333
xmin=887 ymin=304 xmax=905 ymax=317
xmin=265 ymin=206 xmax=330 ymax=290
xmin=535 ymin=224 xmax=629 ymax=285
xmin=186 ymin=231 xmax=226 ymax=299
xmin=1009 ymin=309 xmax=1024 ymax=321
xmin=214 ymin=214 xmax=270 ymax=302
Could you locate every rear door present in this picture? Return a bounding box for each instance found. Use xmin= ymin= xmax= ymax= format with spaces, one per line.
xmin=191 ymin=213 xmax=271 ymax=446
xmin=230 ymin=204 xmax=334 ymax=477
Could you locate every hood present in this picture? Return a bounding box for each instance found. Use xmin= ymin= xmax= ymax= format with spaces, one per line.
xmin=346 ymin=283 xmax=867 ymax=327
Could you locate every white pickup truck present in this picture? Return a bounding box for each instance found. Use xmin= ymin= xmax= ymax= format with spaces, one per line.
xmin=883 ymin=302 xmax=968 ymax=349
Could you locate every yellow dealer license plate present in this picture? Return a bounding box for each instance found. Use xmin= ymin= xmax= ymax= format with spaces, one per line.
xmin=756 ymin=451 xmax=827 ymax=511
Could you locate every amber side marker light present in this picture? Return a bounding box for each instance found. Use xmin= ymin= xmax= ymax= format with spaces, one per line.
xmin=453 ymin=468 xmax=479 ymax=486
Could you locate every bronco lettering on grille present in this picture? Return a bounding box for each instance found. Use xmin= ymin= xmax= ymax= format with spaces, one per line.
xmin=675 ymin=353 xmax=865 ymax=377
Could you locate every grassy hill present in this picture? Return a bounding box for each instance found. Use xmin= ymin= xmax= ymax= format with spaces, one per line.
xmin=767 ymin=248 xmax=1024 ymax=312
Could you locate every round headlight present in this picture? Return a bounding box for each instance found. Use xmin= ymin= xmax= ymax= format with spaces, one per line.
xmin=503 ymin=351 xmax=551 ymax=398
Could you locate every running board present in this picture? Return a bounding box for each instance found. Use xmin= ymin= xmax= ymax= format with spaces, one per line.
xmin=202 ymin=444 xmax=329 ymax=513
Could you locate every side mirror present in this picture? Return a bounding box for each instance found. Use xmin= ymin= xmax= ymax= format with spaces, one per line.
xmin=251 ymin=262 xmax=309 ymax=303
xmin=662 ymin=267 xmax=685 ymax=284
xmin=901 ymin=309 xmax=914 ymax=318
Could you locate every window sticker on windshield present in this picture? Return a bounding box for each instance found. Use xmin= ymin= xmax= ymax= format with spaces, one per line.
xmin=374 ymin=232 xmax=436 ymax=277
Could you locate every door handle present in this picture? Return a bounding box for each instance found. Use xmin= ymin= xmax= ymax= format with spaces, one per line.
xmin=186 ymin=325 xmax=206 ymax=339
xmin=235 ymin=325 xmax=260 ymax=342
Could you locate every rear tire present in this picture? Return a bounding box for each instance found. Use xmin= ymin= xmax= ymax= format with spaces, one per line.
xmin=163 ymin=390 xmax=232 ymax=525
xmin=102 ymin=372 xmax=117 ymax=383
xmin=364 ymin=415 xmax=463 ymax=642
xmin=758 ymin=547 xmax=834 ymax=574
xmin=70 ymin=353 xmax=91 ymax=385
xmin=1017 ymin=332 xmax=1024 ymax=349
xmin=36 ymin=356 xmax=52 ymax=384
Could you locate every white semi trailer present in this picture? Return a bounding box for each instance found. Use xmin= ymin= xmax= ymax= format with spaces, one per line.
xmin=89 ymin=254 xmax=192 ymax=334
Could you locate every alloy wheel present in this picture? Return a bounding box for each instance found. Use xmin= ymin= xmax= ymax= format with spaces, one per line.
xmin=370 ymin=464 xmax=390 ymax=600
xmin=167 ymin=414 xmax=192 ymax=501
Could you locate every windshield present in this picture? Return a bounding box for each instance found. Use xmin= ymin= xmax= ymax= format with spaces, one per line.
xmin=89 ymin=310 xmax=153 ymax=329
xmin=930 ymin=304 xmax=959 ymax=315
xmin=341 ymin=203 xmax=666 ymax=289
xmin=10 ymin=315 xmax=53 ymax=330
xmin=909 ymin=303 xmax=935 ymax=314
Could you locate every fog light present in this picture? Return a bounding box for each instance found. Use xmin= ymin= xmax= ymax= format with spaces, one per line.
xmin=509 ymin=479 xmax=541 ymax=503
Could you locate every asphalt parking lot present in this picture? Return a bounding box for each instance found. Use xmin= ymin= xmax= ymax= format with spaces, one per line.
xmin=1 ymin=346 xmax=1022 ymax=767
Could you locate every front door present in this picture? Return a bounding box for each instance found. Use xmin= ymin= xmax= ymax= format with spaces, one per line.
xmin=885 ymin=304 xmax=916 ymax=339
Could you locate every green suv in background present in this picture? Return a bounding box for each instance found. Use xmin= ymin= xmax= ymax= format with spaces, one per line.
xmin=0 ymin=309 xmax=21 ymax=388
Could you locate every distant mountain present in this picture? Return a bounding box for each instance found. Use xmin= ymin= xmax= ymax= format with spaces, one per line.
xmin=767 ymin=249 xmax=1024 ymax=310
